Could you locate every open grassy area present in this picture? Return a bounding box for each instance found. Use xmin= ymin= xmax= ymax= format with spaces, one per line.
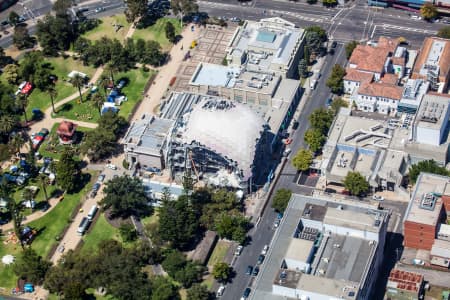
xmin=25 ymin=56 xmax=96 ymax=119
xmin=38 ymin=122 xmax=93 ymax=160
xmin=207 ymin=240 xmax=230 ymax=267
xmin=54 ymin=68 xmax=155 ymax=122
xmin=0 ymin=171 xmax=97 ymax=290
xmin=81 ymin=214 xmax=120 ymax=254
xmin=82 ymin=14 xmax=131 ymax=42
xmin=133 ymin=18 xmax=182 ymax=51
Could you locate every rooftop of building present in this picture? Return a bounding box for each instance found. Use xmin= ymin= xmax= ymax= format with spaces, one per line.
xmin=414 ymin=93 xmax=450 ymax=130
xmin=439 ymin=223 xmax=450 ymax=236
xmin=404 ymin=173 xmax=447 ymax=226
xmin=413 ymin=37 xmax=450 ymax=80
xmin=285 ymin=238 xmax=314 ymax=263
xmin=227 ymin=17 xmax=304 ymax=70
xmin=189 ymin=62 xmax=281 ymax=96
xmin=349 ymin=37 xmax=399 ymax=74
xmin=387 ymin=269 xmax=423 ymax=293
xmin=358 ymin=81 xmax=404 ymax=100
xmin=379 ymin=73 xmax=400 ymax=85
xmin=57 ymin=120 xmax=77 ymax=135
xmin=431 ymin=239 xmax=450 ymax=258
xmin=251 ymin=194 xmax=386 ymax=300
xmin=124 ymin=115 xmax=174 ymax=155
xmin=177 ymin=97 xmax=265 ymax=181
xmin=142 ymin=179 xmax=183 ymax=198
xmin=399 ymin=79 xmax=429 ymax=108
xmin=323 ymin=206 xmax=384 ymax=233
xmin=301 ymin=203 xmax=327 ymax=221
xmin=344 ymin=68 xmax=374 ymax=83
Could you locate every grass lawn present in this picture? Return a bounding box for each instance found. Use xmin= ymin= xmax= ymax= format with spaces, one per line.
xmin=81 ymin=214 xmax=120 ymax=254
xmin=53 ymin=68 xmax=155 ymax=122
xmin=141 ymin=209 xmax=159 ymax=227
xmin=83 ymin=14 xmax=131 ymax=42
xmin=39 ymin=122 xmax=93 ymax=160
xmin=207 ymin=240 xmax=230 ymax=267
xmin=25 ymin=56 xmax=96 ymax=119
xmin=133 ymin=18 xmax=182 ymax=51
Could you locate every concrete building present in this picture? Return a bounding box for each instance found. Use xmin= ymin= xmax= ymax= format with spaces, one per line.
xmin=430 ymin=239 xmax=450 ymax=268
xmin=385 ymin=269 xmax=424 ymax=300
xmin=251 ymin=194 xmax=388 ymax=300
xmin=321 ymin=110 xmax=408 ymax=191
xmin=413 ymin=93 xmax=450 ymax=146
xmin=397 ymin=79 xmax=429 ymax=115
xmin=412 ymin=37 xmax=450 ymax=93
xmin=438 ymin=223 xmax=450 ymax=241
xmin=403 ymin=173 xmax=447 ymax=250
xmin=142 ymin=179 xmax=183 ymax=203
xmin=354 ymin=81 xmax=404 ymax=114
xmin=225 ymin=17 xmax=305 ymax=78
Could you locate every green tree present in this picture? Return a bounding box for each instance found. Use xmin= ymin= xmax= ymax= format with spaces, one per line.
xmin=420 ymin=2 xmax=438 ymax=20
xmin=0 ymin=115 xmax=17 ymax=136
xmin=52 ymin=0 xmax=71 ymax=16
xmin=105 ymin=62 xmax=119 ymax=84
xmin=8 ymin=199 xmax=24 ymax=249
xmin=292 ymin=149 xmax=313 ymax=171
xmin=56 ymin=149 xmax=80 ymax=193
xmin=9 ymin=133 xmax=24 ymax=156
xmin=23 ymin=188 xmax=35 ymax=213
xmin=36 ymin=14 xmax=74 ymax=56
xmin=345 ymin=40 xmax=359 ymax=59
xmin=47 ymin=85 xmax=58 ymax=114
xmin=39 ymin=174 xmax=49 ymax=202
xmin=187 ymin=283 xmax=211 ymax=300
xmin=309 ymin=107 xmax=334 ymax=134
xmin=215 ymin=214 xmax=248 ymax=244
xmin=298 ymin=58 xmax=307 ymax=79
xmin=70 ymin=73 xmax=85 ymax=103
xmin=272 ymin=188 xmax=292 ymax=213
xmin=81 ymin=128 xmax=117 ymax=161
xmin=162 ymin=250 xmax=187 ymax=276
xmin=326 ymin=64 xmax=346 ymax=94
xmin=151 ymin=276 xmax=180 ymax=300
xmin=13 ymin=26 xmax=35 ymax=50
xmin=437 ymin=26 xmax=450 ymax=39
xmin=171 ymin=0 xmax=199 ymax=25
xmin=119 ymin=223 xmax=138 ymax=242
xmin=304 ymin=128 xmax=326 ymax=153
xmin=8 ymin=11 xmax=20 ymax=26
xmin=124 ymin=0 xmax=148 ymax=23
xmin=13 ymin=248 xmax=51 ymax=284
xmin=330 ymin=97 xmax=348 ymax=114
xmin=159 ymin=195 xmax=199 ymax=249
xmin=101 ymin=175 xmax=151 ymax=218
xmin=3 ymin=63 xmax=19 ymax=84
xmin=212 ymin=262 xmax=232 ymax=283
xmin=165 ymin=21 xmax=177 ymax=43
xmin=16 ymin=93 xmax=29 ymax=123
xmin=91 ymin=92 xmax=105 ymax=115
xmin=409 ymin=160 xmax=449 ymax=184
xmin=305 ymin=26 xmax=327 ymax=43
xmin=174 ymin=261 xmax=206 ymax=288
xmin=322 ymin=0 xmax=338 ymax=7
xmin=343 ymin=171 xmax=369 ymax=196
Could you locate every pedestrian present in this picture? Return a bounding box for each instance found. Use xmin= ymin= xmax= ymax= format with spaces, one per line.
xmin=181 ymin=45 xmax=184 ymax=51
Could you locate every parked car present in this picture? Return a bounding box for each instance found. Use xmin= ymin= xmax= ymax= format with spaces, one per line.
xmin=292 ymin=120 xmax=299 ymax=130
xmin=97 ymin=174 xmax=106 ymax=183
xmin=257 ymin=254 xmax=265 ymax=265
xmin=90 ymin=190 xmax=97 ymax=198
xmin=372 ymin=195 xmax=384 ymax=201
xmin=252 ymin=266 xmax=260 ymax=276
xmin=331 ymin=41 xmax=337 ymax=49
xmin=216 ymin=285 xmax=225 ymax=297
xmin=261 ymin=245 xmax=269 ymax=255
xmin=235 ymin=245 xmax=243 ymax=256
xmin=92 ymin=183 xmax=101 ymax=192
xmin=106 ymin=163 xmax=117 ymax=170
xmin=326 ymin=97 xmax=333 ymax=107
xmin=41 ymin=203 xmax=50 ymax=212
xmin=245 ymin=265 xmax=253 ymax=275
xmin=274 ymin=219 xmax=280 ymax=228
xmin=283 ymin=148 xmax=291 ymax=157
xmin=241 ymin=288 xmax=251 ymax=300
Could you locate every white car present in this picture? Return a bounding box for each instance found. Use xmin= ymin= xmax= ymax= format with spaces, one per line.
xmin=216 ymin=285 xmax=225 ymax=297
xmin=261 ymin=245 xmax=269 ymax=255
xmin=106 ymin=163 xmax=117 ymax=170
xmin=235 ymin=245 xmax=243 ymax=256
xmin=372 ymin=195 xmax=384 ymax=201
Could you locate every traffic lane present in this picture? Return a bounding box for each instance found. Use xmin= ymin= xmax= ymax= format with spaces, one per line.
xmin=256 ymin=0 xmax=339 ymax=17
xmin=222 ymin=209 xmax=278 ymax=300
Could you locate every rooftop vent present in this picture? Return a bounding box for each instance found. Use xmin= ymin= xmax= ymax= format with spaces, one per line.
xmin=420 ymin=193 xmax=437 ymax=211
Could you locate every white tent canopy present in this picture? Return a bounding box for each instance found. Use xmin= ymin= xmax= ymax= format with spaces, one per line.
xmin=2 ymin=254 xmax=15 ymax=265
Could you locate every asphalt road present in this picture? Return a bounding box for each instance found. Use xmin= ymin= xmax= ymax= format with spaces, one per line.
xmin=221 ymin=44 xmax=347 ymax=300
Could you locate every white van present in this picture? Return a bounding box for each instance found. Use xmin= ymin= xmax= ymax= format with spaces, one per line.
xmin=87 ymin=204 xmax=98 ymax=221
xmin=217 ymin=285 xmax=225 ymax=297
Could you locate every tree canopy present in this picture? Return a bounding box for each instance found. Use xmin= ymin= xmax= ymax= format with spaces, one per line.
xmin=101 ymin=175 xmax=151 ymax=218
xmin=56 ymin=149 xmax=81 ymax=193
xmin=292 ymin=149 xmax=313 ymax=171
xmin=212 ymin=262 xmax=233 ymax=283
xmin=437 ymin=26 xmax=450 ymax=39
xmin=171 ymin=0 xmax=199 ymax=17
xmin=125 ymin=0 xmax=148 ymax=23
xmin=272 ymin=188 xmax=292 ymax=213
xmin=420 ymin=3 xmax=438 ymax=20
xmin=309 ymin=107 xmax=334 ymax=134
xmin=13 ymin=248 xmax=51 ymax=284
xmin=343 ymin=171 xmax=369 ymax=196
xmin=409 ymin=160 xmax=449 ymax=184
xmin=304 ymin=128 xmax=326 ymax=153
xmin=326 ymin=64 xmax=346 ymax=94
xmin=345 ymin=41 xmax=359 ymax=59
xmin=215 ymin=214 xmax=249 ymax=244
xmin=187 ymin=283 xmax=211 ymax=300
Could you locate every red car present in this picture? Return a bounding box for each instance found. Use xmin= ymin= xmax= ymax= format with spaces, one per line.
xmin=21 ymin=82 xmax=33 ymax=95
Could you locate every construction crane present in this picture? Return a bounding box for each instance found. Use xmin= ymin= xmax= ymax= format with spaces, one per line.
xmin=188 ymin=150 xmax=199 ymax=181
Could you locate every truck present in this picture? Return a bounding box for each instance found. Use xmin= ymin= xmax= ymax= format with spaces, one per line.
xmin=310 ymin=72 xmax=321 ymax=90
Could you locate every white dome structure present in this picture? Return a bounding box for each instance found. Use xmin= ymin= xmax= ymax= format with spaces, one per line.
xmin=180 ymin=98 xmax=265 ymax=181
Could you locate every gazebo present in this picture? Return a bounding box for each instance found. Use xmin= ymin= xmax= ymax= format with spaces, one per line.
xmin=56 ymin=121 xmax=78 ymax=144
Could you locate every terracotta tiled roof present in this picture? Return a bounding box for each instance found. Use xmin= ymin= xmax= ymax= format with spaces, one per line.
xmin=344 ymin=68 xmax=373 ymax=83
xmin=57 ymin=121 xmax=77 ymax=136
xmin=388 ymin=269 xmax=423 ymax=292
xmin=358 ymin=82 xmax=403 ymax=100
xmin=348 ymin=37 xmax=399 ymax=74
xmin=412 ymin=37 xmax=450 ymax=82
xmin=379 ymin=73 xmax=399 ymax=85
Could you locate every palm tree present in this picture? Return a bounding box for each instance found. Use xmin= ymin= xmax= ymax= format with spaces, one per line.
xmin=47 ymin=85 xmax=58 ymax=114
xmin=105 ymin=62 xmax=119 ymax=84
xmin=70 ymin=74 xmax=85 ymax=103
xmin=17 ymin=93 xmax=28 ymax=123
xmin=0 ymin=115 xmax=17 ymax=135
xmin=22 ymin=188 xmax=34 ymax=214
xmin=10 ymin=133 xmax=25 ymax=156
xmin=91 ymin=93 xmax=105 ymax=115
xmin=99 ymin=74 xmax=110 ymax=95
xmin=39 ymin=174 xmax=49 ymax=202
xmin=8 ymin=200 xmax=24 ymax=249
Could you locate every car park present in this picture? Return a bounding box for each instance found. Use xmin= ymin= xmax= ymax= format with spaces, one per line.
xmin=252 ymin=266 xmax=260 ymax=276
xmin=235 ymin=245 xmax=243 ymax=256
xmin=257 ymin=254 xmax=265 ymax=265
xmin=261 ymin=245 xmax=269 ymax=255
xmin=245 ymin=265 xmax=253 ymax=275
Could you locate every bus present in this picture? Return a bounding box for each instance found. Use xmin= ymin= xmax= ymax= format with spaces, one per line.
xmin=87 ymin=204 xmax=98 ymax=221
xmin=0 ymin=0 xmax=18 ymax=12
xmin=77 ymin=217 xmax=90 ymax=236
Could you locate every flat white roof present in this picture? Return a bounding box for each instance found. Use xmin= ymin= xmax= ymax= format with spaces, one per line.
xmin=285 ymin=238 xmax=314 ymax=263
